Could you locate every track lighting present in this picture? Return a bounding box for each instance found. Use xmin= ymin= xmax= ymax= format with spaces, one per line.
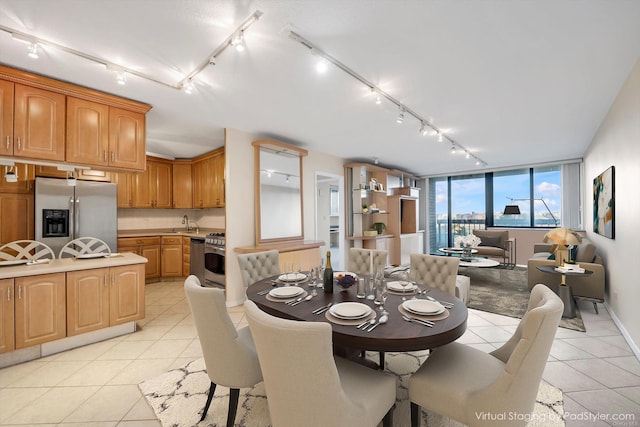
xmin=287 ymin=29 xmax=489 ymax=167
xmin=315 ymin=58 xmax=328 ymax=74
xmin=450 ymin=145 xmax=456 ymax=154
xmin=115 ymin=70 xmax=127 ymax=85
xmin=465 ymin=151 xmax=470 ymax=159
xmin=28 ymin=42 xmax=39 ymax=59
xmin=476 ymin=160 xmax=481 ymax=166
xmin=419 ymin=122 xmax=429 ymax=136
xmin=182 ymin=79 xmax=194 ymax=94
xmin=231 ymin=30 xmax=245 ymax=52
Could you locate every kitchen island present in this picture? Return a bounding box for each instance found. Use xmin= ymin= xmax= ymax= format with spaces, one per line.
xmin=0 ymin=253 xmax=147 ymax=368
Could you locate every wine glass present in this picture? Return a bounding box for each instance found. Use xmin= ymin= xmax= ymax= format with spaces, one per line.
xmin=308 ymin=267 xmax=318 ymax=296
xmin=317 ymin=260 xmax=325 ymax=288
xmin=379 ymin=279 xmax=389 ymax=315
xmin=409 ymin=269 xmax=419 ymax=299
xmin=399 ymin=278 xmax=410 ymax=300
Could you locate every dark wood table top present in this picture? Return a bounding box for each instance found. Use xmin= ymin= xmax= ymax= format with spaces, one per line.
xmin=246 ymin=276 xmax=468 ymax=352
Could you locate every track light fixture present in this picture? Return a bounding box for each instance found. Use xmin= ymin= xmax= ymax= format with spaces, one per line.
xmin=0 ymin=10 xmax=263 ymax=93
xmin=450 ymin=144 xmax=456 ymax=154
xmin=316 ymin=58 xmax=328 ymax=73
xmin=287 ymin=30 xmax=489 ymax=168
xmin=419 ymin=122 xmax=429 ymax=136
xmin=182 ymin=79 xmax=194 ymax=94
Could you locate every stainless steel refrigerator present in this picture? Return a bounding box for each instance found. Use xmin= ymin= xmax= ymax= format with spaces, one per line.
xmin=35 ymin=177 xmax=117 ymax=256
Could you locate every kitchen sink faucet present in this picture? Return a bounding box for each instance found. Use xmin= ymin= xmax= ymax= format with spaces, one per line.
xmin=182 ymin=214 xmax=190 ymax=231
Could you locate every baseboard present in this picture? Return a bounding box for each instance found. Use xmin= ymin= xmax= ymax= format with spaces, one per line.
xmin=605 ymin=301 xmax=640 ymax=360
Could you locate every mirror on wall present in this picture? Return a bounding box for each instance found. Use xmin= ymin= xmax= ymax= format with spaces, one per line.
xmin=253 ymin=140 xmax=307 ymax=243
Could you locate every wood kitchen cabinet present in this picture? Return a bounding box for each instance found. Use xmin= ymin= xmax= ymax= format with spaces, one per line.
xmin=132 ymin=158 xmax=172 ymax=208
xmin=182 ymin=236 xmax=191 ymax=277
xmin=161 ymin=236 xmax=183 ymax=278
xmin=14 ymin=273 xmax=66 ymax=349
xmin=35 ymin=165 xmax=111 ymax=182
xmin=193 ymin=148 xmax=225 ymax=208
xmin=0 ymin=193 xmax=34 ymax=245
xmin=0 ymin=163 xmax=34 ymax=193
xmin=66 ymin=97 xmax=109 ymax=166
xmin=13 ymin=84 xmax=66 ymax=162
xmin=0 ymin=79 xmax=13 ymax=157
xmin=172 ymin=161 xmax=193 ymax=208
xmin=108 ymin=107 xmax=146 ymax=171
xmin=118 ymin=237 xmax=161 ymax=280
xmin=109 ymin=264 xmax=145 ymax=325
xmin=0 ymin=279 xmax=14 ymax=354
xmin=113 ymin=171 xmax=134 ymax=208
xmin=66 ymin=268 xmax=109 ymax=336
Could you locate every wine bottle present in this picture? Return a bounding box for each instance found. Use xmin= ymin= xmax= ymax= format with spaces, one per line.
xmin=323 ymin=250 xmax=333 ymax=293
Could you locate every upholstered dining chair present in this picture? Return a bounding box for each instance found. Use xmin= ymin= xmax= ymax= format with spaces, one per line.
xmin=408 ymin=284 xmax=563 ymax=427
xmin=236 ymin=250 xmax=281 ymax=287
xmin=244 ymin=300 xmax=397 ymax=427
xmin=409 ymin=253 xmax=459 ymax=296
xmin=348 ymin=248 xmax=387 ymax=276
xmin=58 ymin=237 xmax=112 ymax=258
xmin=184 ymin=276 xmax=262 ymax=426
xmin=0 ymin=240 xmax=55 ymax=261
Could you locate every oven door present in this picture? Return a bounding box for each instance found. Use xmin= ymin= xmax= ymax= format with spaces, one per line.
xmin=204 ymin=245 xmax=225 ymax=288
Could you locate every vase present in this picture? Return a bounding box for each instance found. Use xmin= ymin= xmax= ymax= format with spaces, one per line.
xmin=463 ymin=246 xmax=472 ymax=258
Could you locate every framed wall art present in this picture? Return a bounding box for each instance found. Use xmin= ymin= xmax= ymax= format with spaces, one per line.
xmin=593 ymin=166 xmax=615 ymax=239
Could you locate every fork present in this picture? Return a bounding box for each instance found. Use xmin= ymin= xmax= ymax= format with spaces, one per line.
xmin=402 ymin=315 xmax=434 ymax=327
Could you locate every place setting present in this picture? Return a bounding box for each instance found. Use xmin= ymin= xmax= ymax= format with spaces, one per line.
xmin=398 ymin=298 xmax=450 ymax=325
xmin=386 ymin=280 xmax=418 ymax=296
xmin=325 ymin=301 xmax=376 ymax=326
xmin=264 ymin=285 xmax=309 ymax=303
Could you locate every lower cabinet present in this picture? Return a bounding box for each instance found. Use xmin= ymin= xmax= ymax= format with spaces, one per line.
xmin=161 ymin=236 xmax=183 ymax=278
xmin=15 ymin=273 xmax=66 ymax=349
xmin=1 ymin=264 xmax=145 ymax=354
xmin=118 ymin=237 xmax=161 ymax=280
xmin=0 ymin=279 xmax=15 ymax=354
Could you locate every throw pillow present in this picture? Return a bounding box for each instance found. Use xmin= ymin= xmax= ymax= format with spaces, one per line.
xmin=479 ymin=236 xmax=502 ymax=248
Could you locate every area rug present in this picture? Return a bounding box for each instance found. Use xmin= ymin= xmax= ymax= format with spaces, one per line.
xmin=465 ymin=266 xmax=586 ymax=332
xmin=139 ymin=354 xmax=564 ymax=427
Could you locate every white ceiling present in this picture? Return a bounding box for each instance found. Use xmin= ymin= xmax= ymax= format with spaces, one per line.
xmin=1 ymin=0 xmax=639 ymax=177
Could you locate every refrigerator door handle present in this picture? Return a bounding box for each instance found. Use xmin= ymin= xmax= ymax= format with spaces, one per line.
xmin=69 ymin=196 xmax=75 ymax=239
xmin=75 ymin=197 xmax=80 ymax=239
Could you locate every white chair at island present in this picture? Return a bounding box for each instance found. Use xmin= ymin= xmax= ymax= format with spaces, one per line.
xmin=58 ymin=237 xmax=112 ymax=258
xmin=0 ymin=240 xmax=55 ymax=262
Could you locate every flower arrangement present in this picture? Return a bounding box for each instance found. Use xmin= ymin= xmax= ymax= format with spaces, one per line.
xmin=335 ymin=273 xmax=357 ymax=290
xmin=454 ymin=234 xmax=481 ymax=248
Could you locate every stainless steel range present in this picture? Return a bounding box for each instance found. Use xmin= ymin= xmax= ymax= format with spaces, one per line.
xmin=204 ymin=232 xmax=225 ymax=288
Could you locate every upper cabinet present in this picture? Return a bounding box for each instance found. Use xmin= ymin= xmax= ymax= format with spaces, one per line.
xmin=193 ymin=148 xmax=225 ymax=208
xmin=13 ymin=84 xmax=66 ymax=161
xmin=0 ymin=65 xmax=151 ymax=172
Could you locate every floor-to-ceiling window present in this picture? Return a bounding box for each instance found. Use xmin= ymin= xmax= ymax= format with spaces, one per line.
xmin=429 ymin=163 xmax=567 ymax=253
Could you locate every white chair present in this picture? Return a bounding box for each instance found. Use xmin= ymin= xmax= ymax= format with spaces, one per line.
xmin=408 ymin=284 xmax=563 ymax=427
xmin=184 ymin=276 xmax=262 ymax=425
xmin=58 ymin=237 xmax=112 ymax=258
xmin=244 ymin=300 xmax=397 ymax=427
xmin=0 ymin=240 xmax=55 ymax=261
xmin=348 ymin=248 xmax=387 ymax=276
xmin=236 ymin=250 xmax=281 ymax=287
xmin=409 ymin=253 xmax=459 ymax=296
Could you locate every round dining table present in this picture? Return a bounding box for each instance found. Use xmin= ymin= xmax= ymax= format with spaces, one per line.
xmin=245 ymin=275 xmax=468 ymax=353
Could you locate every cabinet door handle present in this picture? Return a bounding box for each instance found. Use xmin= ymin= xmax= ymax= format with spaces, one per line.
xmin=104 ymin=274 xmax=108 ymax=287
xmin=111 ymin=151 xmax=115 ymax=162
xmin=6 ymin=286 xmax=10 ymax=302
xmin=111 ymin=273 xmax=115 ymax=286
xmin=16 ymin=137 xmax=21 ymax=151
xmin=103 ymin=150 xmax=107 ymax=162
xmin=18 ymin=285 xmax=21 ymax=300
xmin=5 ymin=136 xmax=9 ymax=151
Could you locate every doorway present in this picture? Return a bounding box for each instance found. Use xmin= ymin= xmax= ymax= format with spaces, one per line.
xmin=315 ymin=172 xmax=344 ymax=270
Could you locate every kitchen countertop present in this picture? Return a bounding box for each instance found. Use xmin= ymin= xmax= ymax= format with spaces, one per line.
xmin=117 ymin=228 xmax=224 ymax=239
xmin=0 ymin=253 xmax=147 ymax=280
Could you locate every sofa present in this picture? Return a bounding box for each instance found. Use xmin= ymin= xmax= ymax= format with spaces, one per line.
xmin=527 ymin=237 xmax=605 ymax=313
xmin=472 ymin=229 xmax=515 ymax=267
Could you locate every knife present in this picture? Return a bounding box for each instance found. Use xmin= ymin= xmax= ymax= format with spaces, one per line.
xmin=313 ymin=302 xmax=333 ymax=314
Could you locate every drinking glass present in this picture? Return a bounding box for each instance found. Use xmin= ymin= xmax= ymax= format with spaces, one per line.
xmin=379 ymin=279 xmax=389 ymax=315
xmin=317 ymin=260 xmax=325 ymax=288
xmin=308 ymin=267 xmax=318 ymax=296
xmin=399 ymin=279 xmax=410 ymax=300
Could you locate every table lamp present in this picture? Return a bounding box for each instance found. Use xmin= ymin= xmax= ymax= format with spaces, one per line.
xmin=543 ymin=227 xmax=581 ymax=266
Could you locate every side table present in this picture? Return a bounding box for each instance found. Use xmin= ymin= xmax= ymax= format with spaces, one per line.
xmin=536 ymin=265 xmax=593 ymax=318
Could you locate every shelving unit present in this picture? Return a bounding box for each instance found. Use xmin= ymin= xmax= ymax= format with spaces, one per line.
xmin=345 ymin=162 xmax=424 ymax=265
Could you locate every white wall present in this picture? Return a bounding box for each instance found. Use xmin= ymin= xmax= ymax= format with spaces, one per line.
xmin=225 ymin=129 xmax=345 ymax=306
xmin=584 ymin=57 xmax=640 ymax=355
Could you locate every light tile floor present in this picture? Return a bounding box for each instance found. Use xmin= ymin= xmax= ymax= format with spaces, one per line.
xmin=1 ymin=280 xmax=639 ymax=426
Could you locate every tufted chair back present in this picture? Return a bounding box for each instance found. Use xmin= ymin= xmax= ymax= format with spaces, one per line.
xmin=349 ymin=248 xmax=387 ymax=276
xmin=409 ymin=254 xmax=459 ymax=296
xmin=237 ymin=250 xmax=281 ymax=287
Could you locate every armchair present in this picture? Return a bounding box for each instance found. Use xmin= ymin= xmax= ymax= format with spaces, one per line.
xmin=527 ymin=238 xmax=605 ymax=313
xmin=472 ymin=229 xmax=515 ymax=267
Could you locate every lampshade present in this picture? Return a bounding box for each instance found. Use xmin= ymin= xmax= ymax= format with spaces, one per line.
xmin=543 ymin=227 xmax=581 ymax=246
xmin=503 ymin=204 xmax=521 ymax=215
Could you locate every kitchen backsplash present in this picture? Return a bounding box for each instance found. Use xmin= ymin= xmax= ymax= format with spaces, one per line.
xmin=117 ymin=208 xmax=225 ymax=230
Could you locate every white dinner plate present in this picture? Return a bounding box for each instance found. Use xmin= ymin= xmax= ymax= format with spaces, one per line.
xmin=329 ymin=302 xmax=372 ymax=319
xmin=278 ymin=273 xmax=307 ymax=282
xmin=387 ymin=281 xmax=417 ymax=292
xmin=76 ymin=253 xmax=109 ymax=259
xmin=402 ymin=299 xmax=445 ymax=315
xmin=269 ymin=286 xmax=304 ymax=299
xmin=0 ymin=259 xmax=29 ymax=267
